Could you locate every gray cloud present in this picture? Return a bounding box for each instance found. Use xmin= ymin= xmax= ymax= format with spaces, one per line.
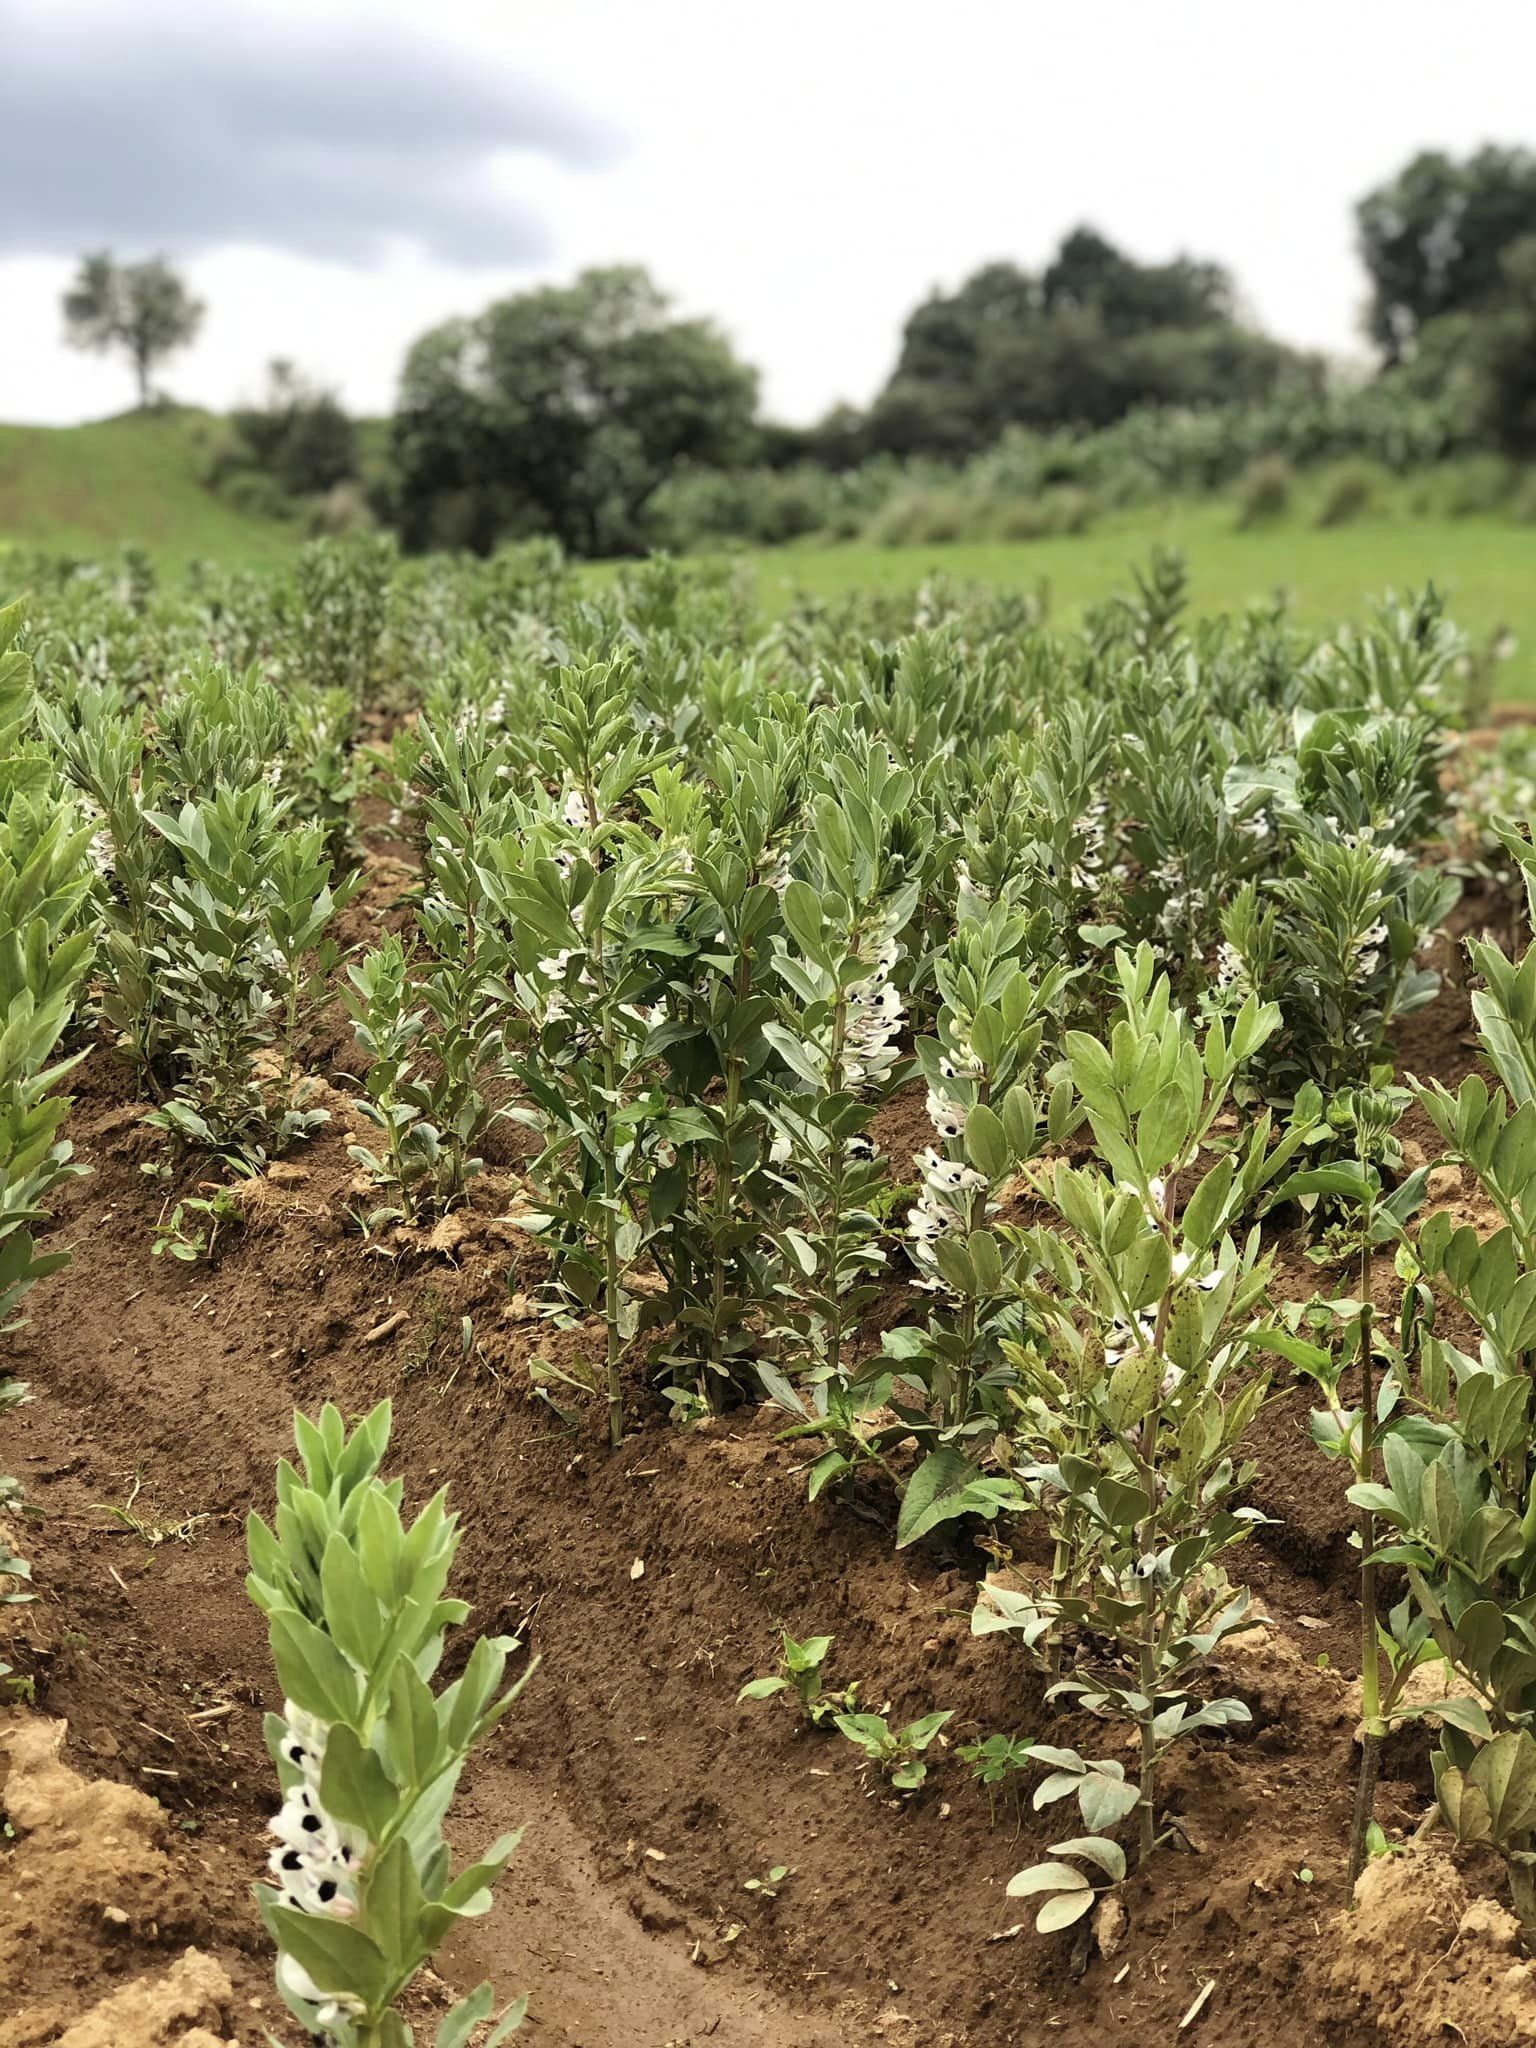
xmin=0 ymin=10 xmax=622 ymax=266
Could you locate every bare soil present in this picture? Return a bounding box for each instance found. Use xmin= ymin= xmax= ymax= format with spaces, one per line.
xmin=3 ymin=869 xmax=1533 ymax=2048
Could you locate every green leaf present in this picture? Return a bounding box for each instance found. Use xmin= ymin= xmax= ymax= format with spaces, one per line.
xmin=318 ymin=1723 xmax=398 ymax=1841
xmin=1469 ymin=1730 xmax=1536 ymax=1843
xmin=780 ymin=880 xmax=824 ymax=955
xmin=967 ymin=1228 xmax=1004 ymax=1295
xmin=896 ymin=1447 xmax=1017 ymax=1549
xmin=806 ymin=1450 xmax=849 ymax=1502
xmin=1272 ymin=1165 xmax=1374 ymax=1205
xmin=1048 ymin=1835 xmax=1126 ymax=1881
xmin=364 ymin=1835 xmax=426 ymax=1969
xmin=1035 ymin=1888 xmax=1097 ymax=1933
xmin=484 ymin=2000 xmax=530 ymax=2045
xmin=965 ymin=1103 xmax=1009 ymax=1181
xmin=270 ymin=1906 xmax=391 ymax=2003
xmin=1404 ymin=1696 xmax=1492 ymax=1739
xmin=435 ymin=1986 xmax=528 ymax=2048
xmin=1136 ymin=1081 xmax=1190 ymax=1175
xmin=1105 ymin=1347 xmax=1160 ymax=1431
xmin=1007 ymin=1860 xmax=1092 ymax=1898
xmin=1078 ymin=1770 xmax=1141 ymax=1831
xmin=437 ymin=1986 xmax=496 ymax=2048
xmin=268 ymin=1609 xmax=361 ymax=1726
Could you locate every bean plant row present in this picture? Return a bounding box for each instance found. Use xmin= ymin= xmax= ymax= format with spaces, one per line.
xmin=11 ymin=540 xmax=1536 ymax=1995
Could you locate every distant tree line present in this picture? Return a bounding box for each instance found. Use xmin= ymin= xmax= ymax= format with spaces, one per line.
xmin=63 ymin=141 xmax=1536 ymax=552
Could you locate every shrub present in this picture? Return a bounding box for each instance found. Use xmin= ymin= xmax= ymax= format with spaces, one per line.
xmin=308 ymin=482 xmax=378 ymax=539
xmin=1437 ymin=452 xmax=1517 ymax=518
xmin=1234 ymin=453 xmax=1293 ymax=527
xmin=1313 ymin=462 xmax=1377 ymax=528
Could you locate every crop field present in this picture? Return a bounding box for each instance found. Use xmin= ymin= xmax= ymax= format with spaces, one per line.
xmin=7 ymin=536 xmax=1536 ymax=2048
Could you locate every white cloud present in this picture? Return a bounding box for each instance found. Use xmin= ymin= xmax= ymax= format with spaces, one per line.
xmin=4 ymin=0 xmax=1533 ymax=424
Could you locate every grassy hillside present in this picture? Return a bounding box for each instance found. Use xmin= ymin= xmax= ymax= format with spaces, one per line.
xmin=0 ymin=410 xmax=300 ymax=570
xmin=742 ymin=504 xmax=1536 ymax=697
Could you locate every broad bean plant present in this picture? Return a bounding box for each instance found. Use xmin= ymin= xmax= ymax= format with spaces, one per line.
xmin=249 ymin=1402 xmax=531 ymax=2047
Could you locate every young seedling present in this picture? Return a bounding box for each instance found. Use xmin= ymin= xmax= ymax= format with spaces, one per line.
xmin=737 ymin=1630 xmax=858 ymax=1728
xmin=833 ymin=1708 xmax=954 ymax=1791
xmin=743 ymin=1864 xmax=794 ymax=1901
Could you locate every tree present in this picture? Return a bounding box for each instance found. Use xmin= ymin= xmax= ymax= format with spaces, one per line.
xmin=1041 ymin=227 xmax=1232 ymax=334
xmin=1356 ymin=146 xmax=1536 ymax=363
xmin=1466 ymin=235 xmax=1536 ymax=458
xmin=864 ymin=230 xmax=1301 ymax=458
xmin=62 ymin=252 xmax=205 ymax=407
xmin=392 ymin=267 xmax=759 ymax=556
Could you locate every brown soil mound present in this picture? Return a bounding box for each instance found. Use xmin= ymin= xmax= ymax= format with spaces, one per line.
xmin=0 ymin=1715 xmax=238 ymax=2046
xmin=1332 ymin=1852 xmax=1536 ymax=2045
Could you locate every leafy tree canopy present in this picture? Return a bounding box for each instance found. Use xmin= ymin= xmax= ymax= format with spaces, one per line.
xmin=1356 ymin=145 xmax=1536 ymax=361
xmin=864 ymin=228 xmax=1310 ymax=459
xmin=62 ymin=252 xmax=204 ymax=408
xmin=392 ymin=266 xmax=759 ymax=556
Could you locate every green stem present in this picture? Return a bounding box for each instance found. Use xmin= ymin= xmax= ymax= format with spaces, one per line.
xmin=823 ymin=987 xmax=849 ymax=1389
xmin=1510 ymin=1855 xmax=1536 ymax=1954
xmin=587 ymin=895 xmax=624 ymax=1451
xmin=1137 ymin=1627 xmax=1157 ymax=1868
xmin=601 ymin=1028 xmax=622 ymax=1451
xmin=705 ymin=949 xmax=750 ymax=1412
xmin=1349 ymin=1227 xmax=1381 ymax=1891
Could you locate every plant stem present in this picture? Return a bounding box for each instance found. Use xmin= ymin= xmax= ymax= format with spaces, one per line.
xmin=589 ymin=905 xmax=624 ymax=1451
xmin=1137 ymin=1632 xmax=1157 ymax=1868
xmin=1349 ymin=1227 xmax=1381 ymax=1891
xmin=704 ymin=949 xmax=749 ymax=1412
xmin=823 ymin=986 xmax=849 ymax=1389
xmin=1348 ymin=1731 xmax=1383 ymax=1892
xmin=1511 ymin=1855 xmax=1536 ymax=1953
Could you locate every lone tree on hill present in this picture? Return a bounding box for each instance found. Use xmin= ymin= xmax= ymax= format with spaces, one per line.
xmin=62 ymin=252 xmax=205 ymax=408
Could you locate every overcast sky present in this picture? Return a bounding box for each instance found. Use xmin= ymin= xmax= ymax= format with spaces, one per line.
xmin=4 ymin=0 xmax=1534 ymax=426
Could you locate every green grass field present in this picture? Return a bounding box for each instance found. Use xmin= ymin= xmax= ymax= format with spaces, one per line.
xmin=1 ymin=414 xmax=1531 ymax=695
xmin=738 ymin=504 xmax=1536 ymax=697
xmin=0 ymin=410 xmax=299 ymax=571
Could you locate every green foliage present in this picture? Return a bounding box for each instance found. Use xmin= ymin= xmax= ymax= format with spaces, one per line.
xmin=736 ymin=1629 xmax=858 ymax=1727
xmin=1314 ymin=462 xmax=1377 ymax=529
xmin=864 ymin=232 xmax=1312 ymax=461
xmin=833 ymin=1708 xmax=954 ymax=1790
xmin=0 ymin=602 xmax=99 ymax=1326
xmin=142 ymin=786 xmax=356 ymax=1156
xmin=1234 ymin=453 xmax=1293 ymax=528
xmin=394 ymin=266 xmax=758 ymax=557
xmin=974 ymin=946 xmax=1320 ymax=1897
xmin=1356 ymin=145 xmax=1536 ymax=362
xmin=248 ymin=1401 xmax=532 ymax=2047
xmin=220 ymin=359 xmax=360 ymax=503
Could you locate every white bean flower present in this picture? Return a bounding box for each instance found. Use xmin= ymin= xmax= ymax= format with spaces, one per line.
xmin=277 ymin=1951 xmax=367 ymax=2031
xmin=265 ymin=1700 xmax=373 ymax=2027
xmin=840 ymin=943 xmax=905 ymax=1089
xmin=925 ymin=1087 xmax=967 ymax=1143
xmin=1170 ymin=1249 xmax=1224 ymax=1291
xmin=906 ymin=1189 xmax=960 ymax=1270
xmin=1355 ymin=920 xmax=1389 ymax=979
xmin=916 ymin=1146 xmax=985 ymax=1198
